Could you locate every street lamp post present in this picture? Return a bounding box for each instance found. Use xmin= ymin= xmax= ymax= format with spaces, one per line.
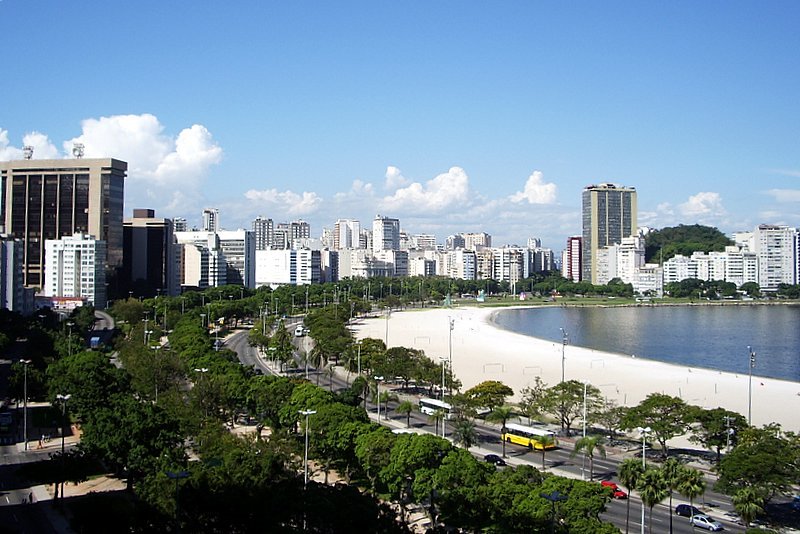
xmin=747 ymin=346 xmax=756 ymax=426
xmin=384 ymin=307 xmax=390 ymax=347
xmin=540 ymin=491 xmax=568 ymax=534
xmin=582 ymin=380 xmax=589 ymax=479
xmin=166 ymin=470 xmax=189 ymax=534
xmin=374 ymin=376 xmax=384 ymax=421
xmin=356 ymin=341 xmax=362 ymax=376
xmin=56 ymin=394 xmax=72 ymax=501
xmin=299 ymin=409 xmax=317 ymax=487
xmin=21 ymin=359 xmax=31 ymax=451
xmin=67 ymin=321 xmax=75 ymax=357
xmin=559 ymin=328 xmax=568 ymax=384
xmin=200 ymin=313 xmax=206 ymax=329
xmin=448 ymin=317 xmax=454 ymax=396
xmin=636 ymin=426 xmax=651 ymax=534
xmin=440 ymin=358 xmax=447 ymax=402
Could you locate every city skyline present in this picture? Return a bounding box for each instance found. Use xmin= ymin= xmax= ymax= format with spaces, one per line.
xmin=1 ymin=2 xmax=798 ymax=248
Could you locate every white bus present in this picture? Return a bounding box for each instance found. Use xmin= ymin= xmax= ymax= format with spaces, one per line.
xmin=418 ymin=397 xmax=454 ymax=420
xmin=502 ymin=423 xmax=558 ymax=450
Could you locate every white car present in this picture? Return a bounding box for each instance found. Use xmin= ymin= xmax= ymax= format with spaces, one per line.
xmin=690 ymin=514 xmax=723 ymax=531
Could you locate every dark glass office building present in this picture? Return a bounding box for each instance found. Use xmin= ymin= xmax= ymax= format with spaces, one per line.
xmin=0 ymin=158 xmax=126 ymax=292
xmin=581 ymin=183 xmax=637 ymax=284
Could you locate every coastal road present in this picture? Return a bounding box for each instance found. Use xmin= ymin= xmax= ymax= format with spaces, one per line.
xmin=226 ymin=327 xmax=744 ymax=533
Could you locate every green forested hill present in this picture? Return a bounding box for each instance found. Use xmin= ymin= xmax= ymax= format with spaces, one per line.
xmin=644 ymin=224 xmax=733 ymax=263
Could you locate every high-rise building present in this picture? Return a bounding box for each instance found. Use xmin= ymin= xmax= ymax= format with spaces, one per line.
xmin=463 ymin=232 xmax=491 ymax=250
xmin=562 ymin=236 xmax=582 ymax=282
xmin=333 ymin=219 xmax=361 ymax=250
xmin=273 ymin=220 xmax=311 ymax=250
xmin=173 ymin=217 xmax=188 ymax=232
xmin=217 ymin=229 xmax=255 ymax=288
xmin=581 ymin=183 xmax=637 ymax=284
xmin=0 ymin=235 xmax=27 ymax=313
xmin=753 ymin=224 xmax=798 ymax=291
xmin=123 ymin=209 xmax=178 ymax=297
xmin=0 ymin=158 xmax=126 ymax=291
xmin=372 ymin=215 xmax=400 ymax=253
xmin=202 ymin=208 xmax=220 ymax=232
xmin=43 ymin=232 xmax=107 ymax=308
xmin=252 ymin=216 xmax=274 ymax=251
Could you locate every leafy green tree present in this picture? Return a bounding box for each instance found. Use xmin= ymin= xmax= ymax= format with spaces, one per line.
xmin=486 ymin=405 xmax=514 ymax=458
xmin=739 ymin=282 xmax=760 ymax=298
xmin=354 ymin=426 xmax=396 ymax=493
xmin=383 ymin=433 xmax=451 ymax=501
xmin=8 ymin=361 xmax=47 ymax=403
xmin=732 ymin=487 xmax=764 ymax=527
xmin=638 ymin=468 xmax=668 ymax=534
xmin=518 ymin=376 xmax=547 ymax=423
xmin=540 ymin=380 xmax=602 ymax=435
xmin=688 ymin=406 xmax=747 ymax=463
xmin=46 ymin=350 xmax=129 ymax=421
xmin=621 ymin=393 xmax=691 ymax=457
xmin=309 ymin=402 xmax=369 ymax=483
xmin=571 ymin=436 xmax=606 ymax=480
xmin=644 ymin=224 xmax=733 ymax=263
xmin=716 ymin=424 xmax=799 ymax=501
xmin=430 ymin=448 xmax=494 ymax=530
xmin=619 ymin=458 xmax=644 ymax=534
xmin=464 ymin=380 xmax=514 ymax=414
xmin=80 ymin=393 xmax=184 ymax=491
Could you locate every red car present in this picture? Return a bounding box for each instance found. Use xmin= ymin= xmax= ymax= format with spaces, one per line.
xmin=601 ymin=481 xmax=628 ymax=499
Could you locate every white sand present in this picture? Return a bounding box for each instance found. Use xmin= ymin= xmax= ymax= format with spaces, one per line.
xmin=352 ymin=307 xmax=800 ymax=433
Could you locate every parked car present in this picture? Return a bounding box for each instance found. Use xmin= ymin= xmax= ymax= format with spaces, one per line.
xmin=483 ymin=454 xmax=507 ymax=466
xmin=600 ymin=480 xmax=627 ymax=499
xmin=690 ymin=514 xmax=723 ymax=531
xmin=675 ymin=504 xmax=702 ymax=517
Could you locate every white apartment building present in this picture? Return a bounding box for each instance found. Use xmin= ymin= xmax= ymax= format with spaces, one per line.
xmin=408 ymin=256 xmax=436 ymax=277
xmin=175 ymin=232 xmax=227 ymax=289
xmin=43 ymin=233 xmax=107 ymax=308
xmin=632 ymin=264 xmax=664 ymax=297
xmin=252 ymin=217 xmax=274 ymax=251
xmin=463 ymin=232 xmax=491 ymax=250
xmin=202 ymin=208 xmax=219 ymax=232
xmin=662 ymin=247 xmax=758 ymax=288
xmin=372 ymin=215 xmax=400 ymax=253
xmin=255 ymin=249 xmax=321 ymax=287
xmin=333 ymin=219 xmax=362 ymax=250
xmin=412 ymin=234 xmax=438 ymax=250
xmin=753 ymin=224 xmax=798 ymax=291
xmin=337 ymin=249 xmax=391 ymax=279
xmin=448 ymin=249 xmax=477 ymax=280
xmin=594 ymin=235 xmax=645 ymax=285
xmin=374 ymin=250 xmax=409 ymax=277
xmin=562 ymin=236 xmax=582 ymax=282
xmin=492 ymin=247 xmax=525 ymax=284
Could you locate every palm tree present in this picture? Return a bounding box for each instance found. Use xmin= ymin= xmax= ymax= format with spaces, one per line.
xmin=660 ymin=458 xmax=683 ymax=533
xmin=571 ymin=435 xmax=606 ymax=480
xmin=428 ymin=408 xmax=446 ymax=436
xmin=732 ymin=487 xmax=764 ymax=528
xmin=396 ymin=400 xmax=414 ymax=427
xmin=538 ymin=434 xmax=556 ymax=470
xmin=639 ymin=468 xmax=669 ymax=534
xmin=619 ymin=458 xmax=644 ymax=534
xmin=452 ymin=418 xmax=478 ymax=449
xmin=379 ymin=390 xmax=398 ymax=419
xmin=486 ymin=405 xmax=514 ymax=458
xmin=675 ymin=465 xmax=705 ymax=526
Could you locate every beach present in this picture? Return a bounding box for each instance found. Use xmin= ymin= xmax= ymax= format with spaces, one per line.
xmin=351 ymin=307 xmax=800 ymax=433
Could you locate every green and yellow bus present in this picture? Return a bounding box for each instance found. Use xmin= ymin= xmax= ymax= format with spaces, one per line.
xmin=502 ymin=423 xmax=558 ymax=450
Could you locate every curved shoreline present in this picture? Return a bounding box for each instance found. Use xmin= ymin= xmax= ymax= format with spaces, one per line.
xmin=351 ymin=307 xmax=800 ymax=433
xmin=485 ymin=305 xmax=800 ymax=384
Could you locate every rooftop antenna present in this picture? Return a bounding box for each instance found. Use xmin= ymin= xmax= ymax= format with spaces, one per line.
xmin=72 ymin=143 xmax=85 ymax=159
xmin=22 ymin=146 xmax=34 ymax=160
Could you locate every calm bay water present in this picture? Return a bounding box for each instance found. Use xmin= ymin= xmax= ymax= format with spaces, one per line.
xmin=492 ymin=305 xmax=800 ymax=382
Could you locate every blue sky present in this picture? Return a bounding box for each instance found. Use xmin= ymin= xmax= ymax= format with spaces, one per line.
xmin=1 ymin=1 xmax=799 ymax=248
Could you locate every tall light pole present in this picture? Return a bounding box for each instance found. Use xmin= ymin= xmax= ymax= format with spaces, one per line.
xmin=448 ymin=317 xmax=454 ymax=396
xmin=440 ymin=358 xmax=447 ymax=401
xmin=636 ymin=426 xmax=651 ymax=534
xmin=56 ymin=394 xmax=71 ymax=501
xmin=582 ymin=379 xmax=589 ymax=479
xmin=374 ymin=376 xmax=384 ymax=421
xmin=559 ymin=328 xmax=568 ymax=384
xmin=384 ymin=308 xmax=390 ymax=347
xmin=299 ymin=409 xmax=317 ymax=487
xmin=21 ymin=359 xmax=31 ymax=451
xmin=356 ymin=341 xmax=362 ymax=376
xmin=747 ymin=346 xmax=756 ymax=426
xmin=67 ymin=321 xmax=75 ymax=356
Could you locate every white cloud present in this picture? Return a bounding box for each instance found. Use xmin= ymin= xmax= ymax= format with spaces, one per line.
xmin=509 ymin=170 xmax=557 ymax=204
xmin=384 ymin=166 xmax=410 ymax=190
xmin=244 ymin=188 xmax=322 ymax=216
xmin=764 ymin=189 xmax=800 ymax=202
xmin=0 ymin=129 xmax=59 ymax=160
xmin=679 ymin=192 xmax=725 ymax=217
xmin=380 ymin=166 xmax=470 ymax=213
xmin=767 ymin=168 xmax=800 ymax=178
